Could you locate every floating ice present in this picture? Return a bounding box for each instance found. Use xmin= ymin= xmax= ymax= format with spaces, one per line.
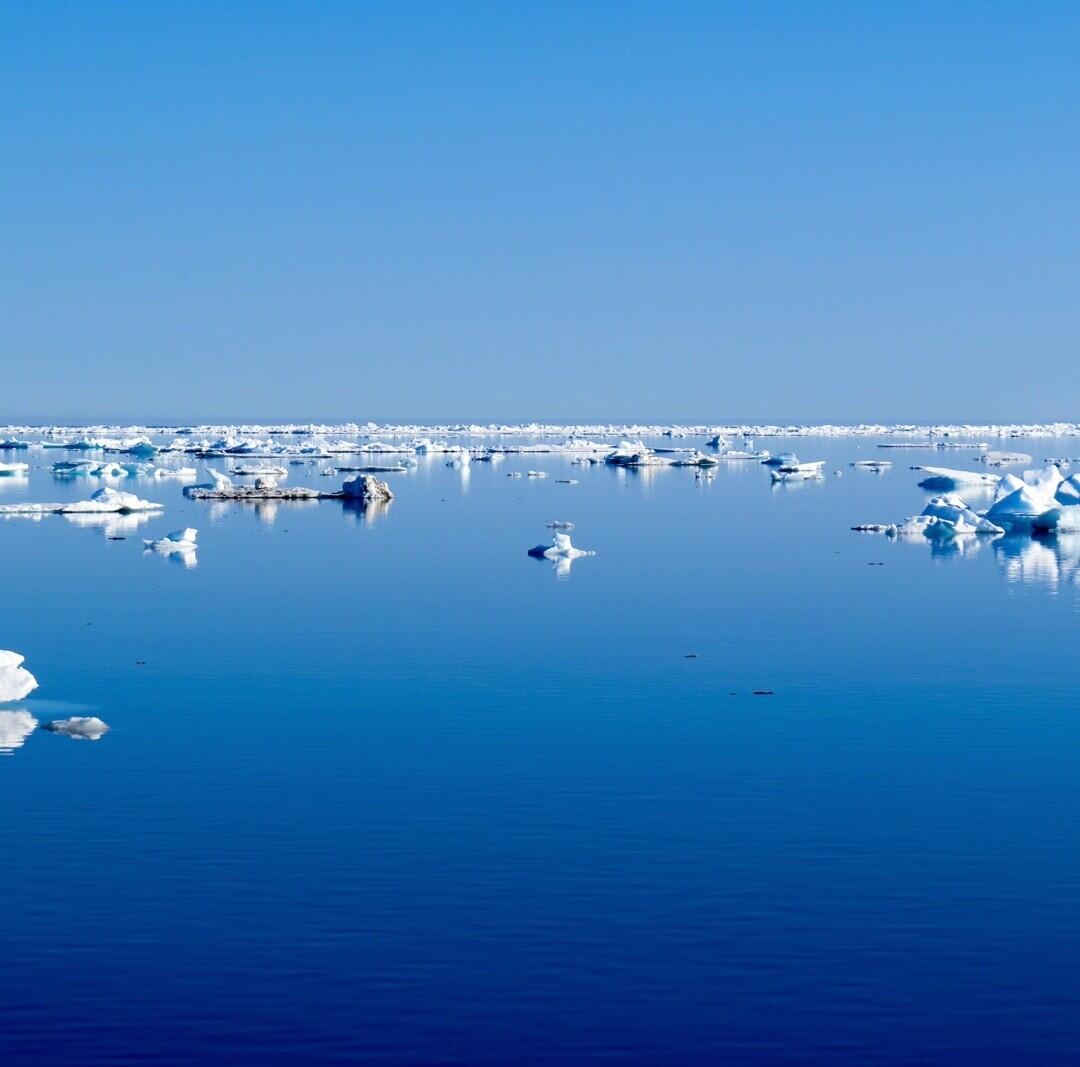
xmin=0 ymin=462 xmax=28 ymax=476
xmin=144 ymin=527 xmax=198 ymax=555
xmin=771 ymin=461 xmax=825 ymax=482
xmin=978 ymin=450 xmax=1033 ymax=466
xmin=62 ymin=487 xmax=163 ymax=513
xmin=763 ymin=452 xmax=798 ymax=467
xmin=340 ymin=474 xmax=394 ymax=506
xmin=985 ymin=483 xmax=1059 ymax=531
xmin=151 ymin=466 xmax=198 ymax=480
xmin=914 ymin=466 xmax=1001 ymax=490
xmin=858 ymin=494 xmax=1005 ymax=540
xmin=43 ymin=716 xmax=110 ymax=740
xmin=0 ymin=487 xmax=163 ymax=517
xmin=528 ymin=530 xmax=595 ymax=575
xmin=0 ymin=651 xmax=38 ymax=704
xmin=605 ymin=441 xmax=667 ymax=468
xmin=230 ymin=464 xmax=287 ymax=478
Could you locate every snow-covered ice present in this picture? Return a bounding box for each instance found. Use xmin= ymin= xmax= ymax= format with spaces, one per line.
xmin=0 ymin=651 xmax=38 ymax=704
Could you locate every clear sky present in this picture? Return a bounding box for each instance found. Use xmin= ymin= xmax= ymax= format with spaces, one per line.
xmin=3 ymin=2 xmax=1079 ymax=425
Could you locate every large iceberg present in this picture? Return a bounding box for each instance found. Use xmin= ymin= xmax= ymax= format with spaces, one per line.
xmin=0 ymin=651 xmax=38 ymax=703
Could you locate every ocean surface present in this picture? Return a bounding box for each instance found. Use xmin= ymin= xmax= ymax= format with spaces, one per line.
xmin=3 ymin=434 xmax=1080 ymax=1064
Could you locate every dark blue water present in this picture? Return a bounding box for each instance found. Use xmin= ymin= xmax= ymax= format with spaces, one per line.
xmin=2 ymin=436 xmax=1080 ymax=1064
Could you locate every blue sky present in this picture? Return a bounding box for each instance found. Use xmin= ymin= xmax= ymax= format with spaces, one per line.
xmin=3 ymin=2 xmax=1078 ymax=424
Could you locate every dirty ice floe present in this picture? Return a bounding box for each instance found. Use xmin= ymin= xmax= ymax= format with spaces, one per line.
xmin=0 ymin=651 xmax=38 ymax=704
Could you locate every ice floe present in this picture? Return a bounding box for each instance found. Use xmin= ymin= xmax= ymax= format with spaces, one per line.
xmin=770 ymin=461 xmax=825 ymax=483
xmin=914 ymin=466 xmax=1001 ymax=490
xmin=144 ymin=528 xmax=198 ymax=562
xmin=340 ymin=474 xmax=394 ymax=506
xmin=0 ymin=487 xmax=163 ymax=517
xmin=528 ymin=530 xmax=595 ymax=576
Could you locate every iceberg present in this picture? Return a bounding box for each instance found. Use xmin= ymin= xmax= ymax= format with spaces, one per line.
xmin=860 ymin=494 xmax=1005 ymax=541
xmin=528 ymin=530 xmax=595 ymax=576
xmin=340 ymin=474 xmax=394 ymax=506
xmin=144 ymin=527 xmax=198 ymax=554
xmin=0 ymin=462 xmax=28 ymax=476
xmin=0 ymin=651 xmax=38 ymax=704
xmin=985 ymin=483 xmax=1059 ymax=531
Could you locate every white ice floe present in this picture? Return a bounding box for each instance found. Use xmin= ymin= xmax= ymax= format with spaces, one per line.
xmin=977 ymin=450 xmax=1033 ymax=466
xmin=605 ymin=441 xmax=668 ymax=468
xmin=851 ymin=460 xmax=892 ymax=471
xmin=230 ymin=464 xmax=288 ymax=478
xmin=898 ymin=495 xmax=1005 ymax=538
xmin=770 ymin=461 xmax=825 ymax=482
xmin=0 ymin=462 xmax=28 ymax=476
xmin=0 ymin=710 xmax=38 ymax=753
xmin=914 ymin=466 xmax=1001 ymax=489
xmin=144 ymin=528 xmax=198 ymax=555
xmin=43 ymin=716 xmax=110 ymax=740
xmin=0 ymin=486 xmax=163 ymax=517
xmin=0 ymin=651 xmax=38 ymax=704
xmin=61 ymin=487 xmax=163 ymax=513
xmin=857 ymin=494 xmax=1005 ymax=540
xmin=151 ymin=466 xmax=198 ymax=480
xmin=670 ymin=450 xmax=719 ymax=467
xmin=528 ymin=530 xmax=595 ymax=575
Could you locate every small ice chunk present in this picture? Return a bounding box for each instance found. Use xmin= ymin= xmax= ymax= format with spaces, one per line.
xmin=528 ymin=530 xmax=595 ymax=561
xmin=144 ymin=528 xmax=198 ymax=553
xmin=43 ymin=716 xmax=110 ymax=740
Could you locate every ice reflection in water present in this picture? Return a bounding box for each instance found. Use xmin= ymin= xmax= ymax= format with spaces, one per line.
xmin=995 ymin=534 xmax=1080 ymax=590
xmin=0 ymin=710 xmax=37 ymax=754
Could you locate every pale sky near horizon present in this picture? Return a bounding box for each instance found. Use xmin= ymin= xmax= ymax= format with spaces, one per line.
xmin=4 ymin=2 xmax=1079 ymax=425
